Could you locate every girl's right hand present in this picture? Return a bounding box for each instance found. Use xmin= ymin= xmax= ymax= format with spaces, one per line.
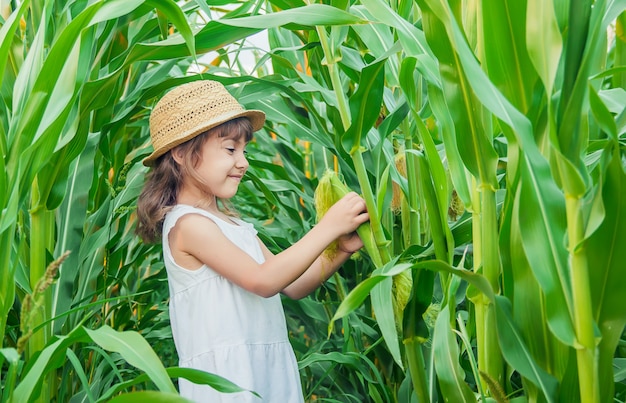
xmin=319 ymin=192 xmax=369 ymax=236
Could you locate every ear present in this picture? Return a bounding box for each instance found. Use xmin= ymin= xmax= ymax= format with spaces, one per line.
xmin=171 ymin=147 xmax=185 ymax=165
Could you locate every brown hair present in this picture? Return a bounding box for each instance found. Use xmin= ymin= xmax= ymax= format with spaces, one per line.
xmin=136 ymin=117 xmax=254 ymax=244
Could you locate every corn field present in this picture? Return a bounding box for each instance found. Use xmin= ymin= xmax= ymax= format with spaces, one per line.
xmin=1 ymin=0 xmax=625 ymax=402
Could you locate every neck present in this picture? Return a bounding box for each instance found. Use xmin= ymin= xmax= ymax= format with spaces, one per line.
xmin=177 ymin=186 xmax=219 ymax=213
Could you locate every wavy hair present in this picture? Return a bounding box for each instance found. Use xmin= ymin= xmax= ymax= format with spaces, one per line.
xmin=136 ymin=117 xmax=253 ymax=244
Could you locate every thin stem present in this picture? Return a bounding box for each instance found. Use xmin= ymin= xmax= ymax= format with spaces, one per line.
xmin=403 ymin=268 xmax=432 ymax=403
xmin=315 ymin=26 xmax=350 ymax=129
xmin=479 ymin=185 xmax=504 ymax=384
xmin=405 ymin=338 xmax=430 ymax=403
xmin=352 ymin=150 xmax=391 ymax=264
xmin=0 ymin=227 xmax=16 ymax=346
xmin=402 ymin=120 xmax=421 ymax=246
xmin=416 ymin=153 xmax=448 ymax=263
xmin=566 ymin=195 xmax=598 ymax=403
xmin=29 ymin=179 xmax=55 ymax=403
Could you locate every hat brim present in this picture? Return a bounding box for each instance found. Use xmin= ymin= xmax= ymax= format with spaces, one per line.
xmin=142 ymin=109 xmax=265 ymax=167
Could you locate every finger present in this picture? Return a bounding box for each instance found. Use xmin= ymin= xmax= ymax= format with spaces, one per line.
xmin=356 ymin=211 xmax=369 ymax=224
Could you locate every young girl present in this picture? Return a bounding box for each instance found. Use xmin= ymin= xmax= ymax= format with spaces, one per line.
xmin=136 ymin=80 xmax=369 ymax=402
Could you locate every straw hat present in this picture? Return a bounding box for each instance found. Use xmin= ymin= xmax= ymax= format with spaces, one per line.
xmin=143 ymin=80 xmax=266 ymax=166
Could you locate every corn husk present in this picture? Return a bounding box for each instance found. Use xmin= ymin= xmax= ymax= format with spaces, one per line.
xmin=314 ymin=170 xmax=376 ymax=261
xmin=448 ymin=189 xmax=465 ymax=221
xmin=391 ymin=269 xmax=413 ymax=332
xmin=391 ymin=152 xmax=407 ymax=214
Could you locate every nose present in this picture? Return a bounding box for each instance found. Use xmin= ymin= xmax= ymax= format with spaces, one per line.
xmin=236 ymin=151 xmax=249 ymax=170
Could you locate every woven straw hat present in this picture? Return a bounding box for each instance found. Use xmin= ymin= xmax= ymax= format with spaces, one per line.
xmin=143 ymin=80 xmax=265 ymax=166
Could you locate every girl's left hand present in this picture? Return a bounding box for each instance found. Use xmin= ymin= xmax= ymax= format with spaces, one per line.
xmin=337 ymin=231 xmax=363 ymax=254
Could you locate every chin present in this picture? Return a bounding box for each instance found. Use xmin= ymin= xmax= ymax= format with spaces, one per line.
xmin=217 ymin=189 xmax=238 ymax=199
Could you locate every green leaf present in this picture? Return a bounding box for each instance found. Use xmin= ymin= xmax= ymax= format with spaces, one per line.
xmin=298 ymin=351 xmax=389 ymax=392
xmin=0 ymin=0 xmax=30 ymax=91
xmin=503 ymin=198 xmax=569 ymax=396
xmin=85 ymin=325 xmax=177 ymax=393
xmin=66 ymin=348 xmax=97 ymax=403
xmin=107 ymin=391 xmax=193 ymax=403
xmin=144 ymin=0 xmax=196 ymax=59
xmin=255 ymin=97 xmax=334 ymax=149
xmin=360 ymin=0 xmax=434 ymax=59
xmin=427 ymin=83 xmax=471 ymax=208
xmin=349 ymin=6 xmax=395 ymax=62
xmin=588 ymin=145 xmax=626 ymax=401
xmin=403 ymin=269 xmax=434 ymax=342
xmin=516 ymin=162 xmax=575 ymax=347
xmin=433 ymin=305 xmax=477 ymax=402
xmin=13 ymin=326 xmax=90 ymax=402
xmin=371 ymin=276 xmax=403 ymax=367
xmin=122 ymin=21 xmax=260 ymax=66
xmin=494 ymin=296 xmax=559 ymax=402
xmin=589 ymin=85 xmax=618 ymax=140
xmin=218 ymin=4 xmax=366 ymax=29
xmin=526 ymin=0 xmax=563 ymax=96
xmin=331 ymin=260 xmax=409 ymax=323
xmin=342 ymin=59 xmax=386 ymax=154
xmin=170 ymin=367 xmax=257 ymax=394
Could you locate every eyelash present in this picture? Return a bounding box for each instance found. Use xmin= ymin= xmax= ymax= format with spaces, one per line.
xmin=226 ymin=147 xmax=247 ymax=155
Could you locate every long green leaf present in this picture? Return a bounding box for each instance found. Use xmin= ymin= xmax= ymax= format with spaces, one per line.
xmin=331 ymin=261 xmax=410 ymax=324
xmin=0 ymin=0 xmax=30 ymax=92
xmin=588 ymin=145 xmax=626 ymax=401
xmin=494 ymin=296 xmax=559 ymax=402
xmin=217 ymin=4 xmax=366 ymax=28
xmin=51 ymin=135 xmax=97 ymax=330
xmin=85 ymin=325 xmax=177 ymax=393
xmin=433 ymin=305 xmax=477 ymax=402
xmin=371 ymin=276 xmax=403 ymax=367
xmin=107 ymin=392 xmax=192 ymax=403
xmin=360 ymin=0 xmax=440 ymax=84
xmin=343 ymin=60 xmax=385 ymax=153
xmin=144 ymin=0 xmax=196 ymax=58
xmin=525 ymin=0 xmax=562 ymax=97
xmin=12 ymin=326 xmax=89 ymax=402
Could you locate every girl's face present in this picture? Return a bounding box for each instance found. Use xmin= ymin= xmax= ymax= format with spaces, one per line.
xmin=179 ymin=132 xmax=249 ymax=202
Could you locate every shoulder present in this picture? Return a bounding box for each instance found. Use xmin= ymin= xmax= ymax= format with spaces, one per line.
xmin=167 ymin=212 xmax=225 ymax=269
xmin=173 ymin=212 xmax=221 ymax=241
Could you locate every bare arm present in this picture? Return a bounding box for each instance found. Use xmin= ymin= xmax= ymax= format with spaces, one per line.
xmin=172 ymin=192 xmax=369 ymax=298
xmin=259 ymin=231 xmax=364 ymax=299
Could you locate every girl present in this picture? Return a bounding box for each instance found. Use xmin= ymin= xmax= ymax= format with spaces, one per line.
xmin=136 ymin=80 xmax=369 ymax=402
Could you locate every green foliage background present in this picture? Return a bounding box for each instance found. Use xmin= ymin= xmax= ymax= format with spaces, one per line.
xmin=0 ymin=0 xmax=625 ymax=402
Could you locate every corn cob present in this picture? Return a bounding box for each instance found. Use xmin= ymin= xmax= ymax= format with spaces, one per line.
xmin=314 ymin=169 xmax=380 ymax=266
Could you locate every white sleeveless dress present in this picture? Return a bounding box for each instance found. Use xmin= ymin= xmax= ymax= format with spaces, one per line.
xmin=162 ymin=205 xmax=304 ymax=402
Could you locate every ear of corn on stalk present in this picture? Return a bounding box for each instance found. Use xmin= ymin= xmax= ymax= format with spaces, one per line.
xmin=392 ymin=152 xmax=407 ymax=214
xmin=315 ymin=170 xmax=415 ymax=332
xmin=314 ymin=170 xmax=379 ymax=266
xmin=392 ymin=270 xmax=413 ymax=332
